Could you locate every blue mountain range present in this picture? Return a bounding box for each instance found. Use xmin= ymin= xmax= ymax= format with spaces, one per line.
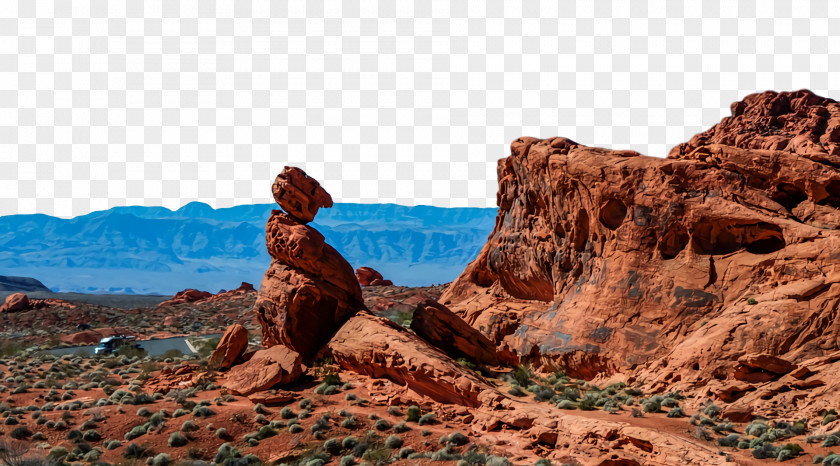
xmin=0 ymin=202 xmax=496 ymax=295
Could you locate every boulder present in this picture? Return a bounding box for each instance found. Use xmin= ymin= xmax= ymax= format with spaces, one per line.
xmin=327 ymin=311 xmax=493 ymax=407
xmin=271 ymin=166 xmax=333 ymax=224
xmin=209 ymin=324 xmax=249 ymax=370
xmin=162 ymin=316 xmax=179 ymax=327
xmin=223 ymin=345 xmax=303 ymax=396
xmin=356 ymin=267 xmax=394 ymax=286
xmin=0 ymin=293 xmax=30 ymax=313
xmin=410 ymin=299 xmax=498 ymax=365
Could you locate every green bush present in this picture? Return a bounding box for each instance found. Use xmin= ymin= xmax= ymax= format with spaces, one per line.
xmin=418 ymin=413 xmax=436 ymax=425
xmin=385 ymin=435 xmax=403 ymax=449
xmin=400 ymin=406 xmax=419 ymax=424
xmin=168 ymin=431 xmax=188 ymax=447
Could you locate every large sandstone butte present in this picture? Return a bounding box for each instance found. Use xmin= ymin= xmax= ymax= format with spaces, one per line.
xmin=441 ymin=90 xmax=840 ymax=414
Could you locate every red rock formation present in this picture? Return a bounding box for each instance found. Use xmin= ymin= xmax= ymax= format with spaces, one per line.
xmin=355 ymin=267 xmax=393 ymax=286
xmin=327 ymin=311 xmax=494 ymax=407
xmin=157 ymin=289 xmax=213 ymax=308
xmin=209 ymin=324 xmax=249 ymax=370
xmin=271 ymin=166 xmax=333 ymax=224
xmin=0 ymin=293 xmax=29 ymax=312
xmin=440 ymin=90 xmax=840 ymax=401
xmin=223 ymin=345 xmax=303 ymax=396
xmin=254 ymin=168 xmax=364 ymax=360
xmin=410 ymin=299 xmax=498 ymax=365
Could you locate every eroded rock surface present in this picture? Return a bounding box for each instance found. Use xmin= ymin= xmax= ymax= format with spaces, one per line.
xmin=271 ymin=166 xmax=333 ymax=224
xmin=440 ymin=90 xmax=840 ymax=402
xmin=0 ymin=293 xmax=29 ymax=313
xmin=356 ymin=266 xmax=393 ymax=286
xmin=410 ymin=299 xmax=498 ymax=366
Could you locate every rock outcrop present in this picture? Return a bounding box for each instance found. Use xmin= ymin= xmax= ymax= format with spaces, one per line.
xmin=327 ymin=311 xmax=495 ymax=407
xmin=440 ymin=90 xmax=840 ymax=401
xmin=223 ymin=345 xmax=303 ymax=396
xmin=410 ymin=299 xmax=498 ymax=365
xmin=0 ymin=293 xmax=30 ymax=313
xmin=209 ymin=324 xmax=249 ymax=370
xmin=254 ymin=167 xmax=365 ymax=360
xmin=157 ymin=289 xmax=213 ymax=308
xmin=356 ymin=267 xmax=393 ymax=286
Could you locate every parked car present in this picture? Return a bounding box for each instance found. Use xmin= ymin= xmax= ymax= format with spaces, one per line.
xmin=94 ymin=335 xmax=144 ymax=355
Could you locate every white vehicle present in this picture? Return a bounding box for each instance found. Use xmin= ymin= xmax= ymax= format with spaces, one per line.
xmin=94 ymin=335 xmax=144 ymax=355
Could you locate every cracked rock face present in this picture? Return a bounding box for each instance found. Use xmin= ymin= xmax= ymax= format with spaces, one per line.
xmin=440 ymin=90 xmax=840 ymax=407
xmin=255 ymin=167 xmax=364 ymax=361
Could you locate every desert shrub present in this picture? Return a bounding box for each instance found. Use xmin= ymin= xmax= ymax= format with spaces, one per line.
xmin=181 ymin=420 xmax=199 ymax=432
xmin=556 ymin=400 xmax=576 ymax=410
xmin=393 ymin=422 xmax=409 ymax=433
xmin=703 ymin=403 xmax=721 ymax=418
xmin=513 ymin=364 xmax=532 ymax=386
xmin=168 ymin=431 xmax=188 ymax=447
xmin=823 ymin=435 xmax=840 ymax=447
xmin=431 ymin=445 xmax=461 ymax=461
xmin=339 ymin=455 xmax=355 ymax=466
xmin=374 ymin=419 xmax=392 ymax=431
xmin=751 ymin=442 xmax=780 ymax=460
xmin=341 ymin=416 xmax=356 ymax=428
xmin=486 ymin=456 xmax=512 ymax=466
xmin=137 ymin=407 xmax=152 ymax=417
xmin=192 ymin=405 xmax=215 ymax=418
xmin=718 ymin=433 xmax=740 ymax=447
xmin=342 ymin=436 xmax=359 ymax=450
xmin=289 ymin=424 xmax=304 ymax=434
xmin=825 ymin=414 xmax=839 ymax=425
xmin=9 ymin=426 xmax=31 ymax=439
xmin=667 ymin=407 xmax=685 ymax=418
xmin=387 ymin=406 xmax=401 ymax=416
xmin=255 ymin=414 xmax=267 ymax=424
xmin=385 ymin=435 xmax=403 ymax=449
xmin=82 ymin=429 xmax=101 ymax=441
xmin=123 ymin=442 xmax=151 ymax=459
xmin=446 ymin=432 xmax=469 ymax=446
xmin=105 ymin=440 xmax=121 ymax=450
xmin=151 ymin=452 xmax=172 ymax=465
xmin=563 ymin=387 xmax=581 ymax=401
xmin=693 ymin=427 xmax=712 ymax=441
xmin=642 ymin=399 xmax=660 ymax=413
xmin=747 ymin=297 xmax=758 ymax=305
xmin=124 ymin=424 xmax=147 ymax=440
xmin=508 ymin=385 xmax=525 ymax=397
xmin=578 ymin=393 xmax=598 ymax=411
xmin=745 ymin=420 xmax=769 ymax=437
xmin=713 ymin=421 xmax=735 ymax=433
xmin=281 ymin=407 xmax=296 ymax=419
xmin=418 ymin=413 xmax=436 ymax=425
xmin=406 ymin=405 xmax=421 ymax=422
xmin=299 ymin=398 xmax=312 ymax=409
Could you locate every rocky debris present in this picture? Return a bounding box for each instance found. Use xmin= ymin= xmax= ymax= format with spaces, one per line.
xmin=223 ymin=345 xmax=303 ymax=396
xmin=410 ymin=299 xmax=498 ymax=365
xmin=205 ymin=282 xmax=256 ymax=303
xmin=356 ymin=266 xmax=393 ymax=286
xmin=157 ymin=289 xmax=213 ymax=308
xmin=246 ymin=390 xmax=299 ymax=406
xmin=209 ymin=324 xmax=249 ymax=370
xmin=326 ymin=311 xmax=495 ymax=407
xmin=0 ymin=293 xmax=30 ymax=312
xmin=255 ymin=168 xmax=364 ymax=360
xmin=271 ymin=166 xmax=333 ymax=224
xmin=439 ymin=90 xmax=840 ymax=404
xmin=733 ymin=353 xmax=797 ymax=382
xmin=144 ymin=364 xmax=209 ymax=394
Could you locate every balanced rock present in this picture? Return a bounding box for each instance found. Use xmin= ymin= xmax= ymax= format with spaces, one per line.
xmin=255 ymin=167 xmax=364 ymax=361
xmin=410 ymin=299 xmax=497 ymax=365
xmin=0 ymin=293 xmax=30 ymax=312
xmin=209 ymin=324 xmax=249 ymax=370
xmin=271 ymin=166 xmax=333 ymax=224
xmin=223 ymin=345 xmax=303 ymax=396
xmin=440 ymin=90 xmax=840 ymax=398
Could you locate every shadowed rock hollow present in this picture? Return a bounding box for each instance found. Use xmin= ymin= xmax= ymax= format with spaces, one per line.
xmin=441 ymin=90 xmax=840 ymax=415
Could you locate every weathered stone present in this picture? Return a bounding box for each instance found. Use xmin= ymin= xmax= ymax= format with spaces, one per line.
xmin=410 ymin=299 xmax=497 ymax=365
xmin=223 ymin=345 xmax=303 ymax=396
